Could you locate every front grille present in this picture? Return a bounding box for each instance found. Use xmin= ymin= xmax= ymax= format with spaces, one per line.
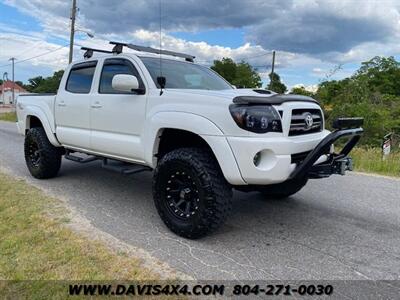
xmin=291 ymin=151 xmax=311 ymax=164
xmin=289 ymin=109 xmax=323 ymax=136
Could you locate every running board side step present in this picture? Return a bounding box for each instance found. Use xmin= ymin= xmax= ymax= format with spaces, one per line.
xmin=65 ymin=152 xmax=99 ymax=163
xmin=101 ymin=158 xmax=152 ymax=175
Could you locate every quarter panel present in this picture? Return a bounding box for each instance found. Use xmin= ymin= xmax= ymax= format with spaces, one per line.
xmin=23 ymin=106 xmax=61 ymax=146
xmin=143 ymin=111 xmax=245 ymax=185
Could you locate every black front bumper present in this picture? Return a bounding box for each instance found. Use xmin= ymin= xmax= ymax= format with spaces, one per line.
xmin=290 ymin=118 xmax=364 ymax=180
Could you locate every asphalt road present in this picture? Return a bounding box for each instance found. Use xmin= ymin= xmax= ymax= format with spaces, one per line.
xmin=1 ymin=120 xmax=399 ymax=280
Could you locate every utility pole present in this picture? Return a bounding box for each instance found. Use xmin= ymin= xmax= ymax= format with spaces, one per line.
xmin=270 ymin=50 xmax=276 ymax=90
xmin=2 ymin=72 xmax=8 ymax=104
xmin=9 ymin=58 xmax=16 ymax=104
xmin=69 ymin=0 xmax=77 ymax=64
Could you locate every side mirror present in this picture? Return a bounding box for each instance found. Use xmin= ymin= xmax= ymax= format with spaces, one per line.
xmin=112 ymin=74 xmax=140 ymax=93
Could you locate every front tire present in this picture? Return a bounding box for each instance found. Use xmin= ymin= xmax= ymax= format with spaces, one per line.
xmin=24 ymin=127 xmax=62 ymax=179
xmin=153 ymin=148 xmax=232 ymax=239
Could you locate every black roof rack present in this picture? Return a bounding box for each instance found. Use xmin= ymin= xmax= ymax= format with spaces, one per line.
xmin=109 ymin=41 xmax=195 ymax=62
xmin=81 ymin=47 xmax=114 ymax=59
xmin=81 ymin=42 xmax=196 ymax=62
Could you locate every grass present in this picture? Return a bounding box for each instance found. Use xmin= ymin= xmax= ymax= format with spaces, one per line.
xmin=0 ymin=111 xmax=17 ymax=122
xmin=0 ymin=172 xmax=162 ymax=299
xmin=351 ymin=147 xmax=400 ymax=177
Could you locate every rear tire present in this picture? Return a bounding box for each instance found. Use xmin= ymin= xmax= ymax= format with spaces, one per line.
xmin=24 ymin=127 xmax=62 ymax=179
xmin=153 ymin=148 xmax=232 ymax=239
xmin=258 ymin=178 xmax=308 ymax=199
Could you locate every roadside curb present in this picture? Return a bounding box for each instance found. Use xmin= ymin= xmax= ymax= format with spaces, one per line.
xmin=352 ymin=171 xmax=400 ymax=181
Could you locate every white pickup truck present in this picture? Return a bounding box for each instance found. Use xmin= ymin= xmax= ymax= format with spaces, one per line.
xmin=16 ymin=42 xmax=363 ymax=238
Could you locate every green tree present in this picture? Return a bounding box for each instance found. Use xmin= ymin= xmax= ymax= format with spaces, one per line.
xmin=316 ymin=79 xmax=349 ymax=106
xmin=26 ymin=70 xmax=64 ymax=93
xmin=355 ymin=56 xmax=400 ymax=96
xmin=315 ymin=56 xmax=400 ymax=146
xmin=267 ymin=72 xmax=287 ymax=94
xmin=211 ymin=58 xmax=262 ymax=88
xmin=15 ymin=81 xmax=30 ymax=90
xmin=26 ymin=76 xmax=45 ymax=92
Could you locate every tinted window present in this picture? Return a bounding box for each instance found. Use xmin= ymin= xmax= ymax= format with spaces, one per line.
xmin=66 ymin=62 xmax=97 ymax=93
xmin=99 ymin=59 xmax=144 ymax=94
xmin=140 ymin=57 xmax=232 ymax=90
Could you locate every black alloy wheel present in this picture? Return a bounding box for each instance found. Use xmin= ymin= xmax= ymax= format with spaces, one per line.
xmin=153 ymin=148 xmax=232 ymax=239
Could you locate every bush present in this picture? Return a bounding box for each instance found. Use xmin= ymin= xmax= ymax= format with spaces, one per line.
xmin=316 ymin=56 xmax=400 ymax=147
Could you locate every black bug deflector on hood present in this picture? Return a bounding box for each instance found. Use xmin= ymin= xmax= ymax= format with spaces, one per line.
xmin=232 ymin=94 xmax=320 ymax=105
xmin=290 ymin=118 xmax=364 ymax=180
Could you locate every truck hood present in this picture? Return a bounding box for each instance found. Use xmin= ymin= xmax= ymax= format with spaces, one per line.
xmin=166 ymin=88 xmax=273 ymax=100
xmin=165 ymin=88 xmax=319 ymax=105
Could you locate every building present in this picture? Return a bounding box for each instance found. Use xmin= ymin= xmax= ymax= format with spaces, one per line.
xmin=0 ymin=81 xmax=28 ymax=104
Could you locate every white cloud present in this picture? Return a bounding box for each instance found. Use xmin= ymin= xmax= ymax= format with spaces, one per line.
xmin=4 ymin=0 xmax=400 ymax=59
xmin=312 ymin=68 xmax=324 ymax=75
xmin=0 ymin=29 xmax=290 ymax=79
xmin=2 ymin=0 xmax=400 ymax=85
xmin=4 ymin=0 xmax=70 ymax=39
xmin=130 ymin=30 xmax=291 ymax=67
xmin=0 ymin=32 xmax=69 ymax=70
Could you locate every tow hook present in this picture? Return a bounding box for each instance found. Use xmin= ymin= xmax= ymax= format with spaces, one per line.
xmin=335 ymin=157 xmax=353 ymax=175
xmin=290 ymin=118 xmax=364 ymax=180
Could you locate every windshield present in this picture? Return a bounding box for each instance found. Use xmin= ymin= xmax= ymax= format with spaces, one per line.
xmin=140 ymin=57 xmax=233 ymax=90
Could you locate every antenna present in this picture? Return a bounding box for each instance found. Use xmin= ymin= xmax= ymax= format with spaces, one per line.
xmin=158 ymin=0 xmax=165 ymax=96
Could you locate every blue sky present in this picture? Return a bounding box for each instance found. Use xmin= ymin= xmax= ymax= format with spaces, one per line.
xmin=0 ymin=2 xmax=51 ymax=82
xmin=0 ymin=2 xmax=41 ymax=32
xmin=1 ymin=0 xmax=399 ymax=90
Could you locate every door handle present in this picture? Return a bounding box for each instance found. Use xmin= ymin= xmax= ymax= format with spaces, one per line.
xmin=91 ymin=101 xmax=102 ymax=108
xmin=58 ymin=101 xmax=66 ymax=107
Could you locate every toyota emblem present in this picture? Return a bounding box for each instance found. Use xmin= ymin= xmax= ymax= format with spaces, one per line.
xmin=304 ymin=113 xmax=314 ymax=129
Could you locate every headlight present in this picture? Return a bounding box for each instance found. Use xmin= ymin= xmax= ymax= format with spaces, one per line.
xmin=229 ymin=104 xmax=282 ymax=133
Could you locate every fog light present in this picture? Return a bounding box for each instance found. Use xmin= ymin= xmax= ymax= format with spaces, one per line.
xmin=252 ymin=150 xmax=278 ymax=170
xmin=253 ymin=152 xmax=261 ymax=166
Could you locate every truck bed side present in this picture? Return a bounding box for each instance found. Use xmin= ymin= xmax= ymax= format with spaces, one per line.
xmin=16 ymin=93 xmax=60 ymax=146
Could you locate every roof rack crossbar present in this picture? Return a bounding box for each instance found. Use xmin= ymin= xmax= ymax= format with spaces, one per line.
xmin=81 ymin=47 xmax=113 ymax=59
xmin=109 ymin=41 xmax=195 ymax=62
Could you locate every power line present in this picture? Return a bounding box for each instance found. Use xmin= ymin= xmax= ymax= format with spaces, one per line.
xmin=236 ymin=51 xmax=272 ymax=61
xmin=17 ymin=45 xmax=68 ymax=64
xmin=14 ymin=41 xmax=45 ymax=59
xmin=0 ymin=44 xmax=68 ymax=69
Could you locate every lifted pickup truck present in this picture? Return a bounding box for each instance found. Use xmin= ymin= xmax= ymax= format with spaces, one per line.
xmin=16 ymin=42 xmax=363 ymax=239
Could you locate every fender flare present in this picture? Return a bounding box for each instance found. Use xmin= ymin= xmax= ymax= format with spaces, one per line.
xmin=24 ymin=106 xmax=61 ymax=147
xmin=143 ymin=111 xmax=245 ymax=185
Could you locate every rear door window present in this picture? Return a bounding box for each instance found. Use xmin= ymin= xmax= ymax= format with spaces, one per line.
xmin=66 ymin=61 xmax=97 ymax=93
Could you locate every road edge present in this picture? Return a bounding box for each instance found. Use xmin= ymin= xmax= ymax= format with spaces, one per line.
xmin=352 ymin=171 xmax=400 ymax=181
xmin=0 ymin=165 xmax=192 ymax=281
